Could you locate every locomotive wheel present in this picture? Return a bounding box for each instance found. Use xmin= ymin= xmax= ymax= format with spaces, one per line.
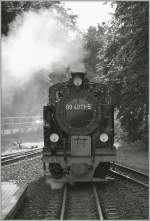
xmin=49 ymin=163 xmax=63 ymax=179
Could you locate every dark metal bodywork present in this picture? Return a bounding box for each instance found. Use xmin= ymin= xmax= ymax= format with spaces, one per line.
xmin=42 ymin=73 xmax=116 ymax=181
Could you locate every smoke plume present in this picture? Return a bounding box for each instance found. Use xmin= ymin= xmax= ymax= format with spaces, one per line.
xmin=2 ymin=7 xmax=87 ymax=116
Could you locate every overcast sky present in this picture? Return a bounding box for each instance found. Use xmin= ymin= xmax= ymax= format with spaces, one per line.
xmin=64 ymin=1 xmax=116 ymax=31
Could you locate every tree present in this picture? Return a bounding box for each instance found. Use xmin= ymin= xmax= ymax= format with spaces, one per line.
xmin=2 ymin=1 xmax=77 ymax=35
xmin=84 ymin=24 xmax=108 ymax=79
xmin=97 ymin=2 xmax=148 ymax=144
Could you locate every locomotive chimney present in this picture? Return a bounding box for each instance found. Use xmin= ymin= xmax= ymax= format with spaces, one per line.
xmin=71 ymin=72 xmax=87 ymax=79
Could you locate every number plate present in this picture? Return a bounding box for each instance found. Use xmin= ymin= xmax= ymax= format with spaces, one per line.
xmin=71 ymin=136 xmax=91 ymax=156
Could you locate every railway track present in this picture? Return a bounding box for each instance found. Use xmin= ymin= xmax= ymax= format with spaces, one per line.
xmin=59 ymin=183 xmax=104 ymax=220
xmin=110 ymin=162 xmax=148 ymax=187
xmin=97 ymin=178 xmax=148 ymax=220
xmin=14 ymin=176 xmax=148 ymax=220
xmin=95 ymin=164 xmax=149 ymax=219
xmin=4 ymin=162 xmax=148 ymax=220
xmin=58 ymin=165 xmax=148 ymax=220
xmin=1 ymin=148 xmax=43 ymax=166
xmin=15 ymin=181 xmax=105 ymax=220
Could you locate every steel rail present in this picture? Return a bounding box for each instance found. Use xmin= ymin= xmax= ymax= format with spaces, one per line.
xmin=60 ymin=184 xmax=67 ymax=220
xmin=2 ymin=151 xmax=40 ymax=161
xmin=2 ymin=149 xmax=42 ymax=166
xmin=112 ymin=162 xmax=148 ymax=178
xmin=59 ymin=183 xmax=104 ymax=220
xmin=110 ymin=170 xmax=148 ymax=188
xmin=2 ymin=152 xmax=34 ymax=160
xmin=92 ymin=183 xmax=104 ymax=220
xmin=1 ymin=148 xmax=42 ymax=159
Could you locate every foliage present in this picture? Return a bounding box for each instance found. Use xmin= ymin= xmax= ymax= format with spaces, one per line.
xmin=2 ymin=1 xmax=78 ymax=36
xmin=1 ymin=1 xmax=56 ymax=35
xmin=97 ymin=2 xmax=148 ymax=144
xmin=83 ymin=24 xmax=107 ymax=79
xmin=2 ymin=1 xmax=148 ymax=146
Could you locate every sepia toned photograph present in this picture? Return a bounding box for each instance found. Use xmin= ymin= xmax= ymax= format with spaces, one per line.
xmin=1 ymin=1 xmax=149 ymax=220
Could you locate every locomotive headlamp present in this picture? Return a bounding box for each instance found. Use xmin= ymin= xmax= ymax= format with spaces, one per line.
xmin=50 ymin=133 xmax=59 ymax=142
xmin=73 ymin=77 xmax=82 ymax=86
xmin=100 ymin=133 xmax=109 ymax=143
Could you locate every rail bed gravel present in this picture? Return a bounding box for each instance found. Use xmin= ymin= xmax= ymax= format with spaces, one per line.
xmin=97 ymin=178 xmax=148 ymax=219
xmin=1 ymin=156 xmax=43 ymax=185
xmin=15 ymin=178 xmax=63 ymax=219
xmin=2 ymin=157 xmax=149 ymax=219
xmin=2 ymin=157 xmax=63 ymax=219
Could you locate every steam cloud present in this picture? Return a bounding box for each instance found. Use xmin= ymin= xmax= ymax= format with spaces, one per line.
xmin=2 ymin=7 xmax=87 ymax=116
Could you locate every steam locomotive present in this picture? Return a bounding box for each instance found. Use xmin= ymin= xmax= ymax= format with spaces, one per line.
xmin=42 ymin=72 xmax=116 ymax=182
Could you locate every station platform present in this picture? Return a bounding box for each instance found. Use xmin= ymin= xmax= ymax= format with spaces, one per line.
xmin=1 ymin=182 xmax=28 ymax=219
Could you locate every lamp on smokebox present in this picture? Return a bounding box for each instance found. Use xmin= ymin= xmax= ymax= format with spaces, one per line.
xmin=71 ymin=72 xmax=87 ymax=87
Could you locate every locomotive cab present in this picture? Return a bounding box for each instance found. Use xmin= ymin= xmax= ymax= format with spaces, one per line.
xmin=42 ymin=72 xmax=116 ymax=182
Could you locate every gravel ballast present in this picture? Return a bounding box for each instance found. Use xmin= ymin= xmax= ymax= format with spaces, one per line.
xmin=2 ymin=156 xmax=43 ymax=185
xmin=2 ymin=156 xmax=149 ymax=219
xmin=2 ymin=157 xmax=64 ymax=219
xmin=97 ymin=179 xmax=149 ymax=220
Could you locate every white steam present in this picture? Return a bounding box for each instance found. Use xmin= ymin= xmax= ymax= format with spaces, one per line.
xmin=2 ymin=7 xmax=87 ymax=116
xmin=2 ymin=8 xmax=86 ymax=86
